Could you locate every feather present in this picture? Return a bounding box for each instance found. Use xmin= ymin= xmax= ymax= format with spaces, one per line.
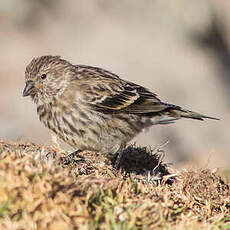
xmin=75 ymin=66 xmax=219 ymax=120
xmin=75 ymin=66 xmax=168 ymax=113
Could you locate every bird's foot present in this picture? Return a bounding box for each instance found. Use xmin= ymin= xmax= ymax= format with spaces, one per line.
xmin=60 ymin=149 xmax=84 ymax=165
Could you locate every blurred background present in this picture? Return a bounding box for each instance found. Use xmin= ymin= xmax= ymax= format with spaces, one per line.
xmin=0 ymin=0 xmax=229 ymax=168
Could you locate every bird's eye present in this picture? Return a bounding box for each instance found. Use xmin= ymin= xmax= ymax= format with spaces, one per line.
xmin=41 ymin=74 xmax=47 ymax=80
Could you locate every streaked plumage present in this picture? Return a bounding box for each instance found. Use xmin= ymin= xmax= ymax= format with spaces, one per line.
xmin=23 ymin=55 xmax=218 ymax=155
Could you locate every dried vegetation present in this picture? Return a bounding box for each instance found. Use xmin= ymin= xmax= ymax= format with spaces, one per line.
xmin=0 ymin=139 xmax=229 ymax=230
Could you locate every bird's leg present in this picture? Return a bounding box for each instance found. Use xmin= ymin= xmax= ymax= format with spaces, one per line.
xmin=113 ymin=149 xmax=124 ymax=171
xmin=61 ymin=149 xmax=84 ymax=165
xmin=44 ymin=134 xmax=62 ymax=160
xmin=51 ymin=134 xmax=62 ymax=152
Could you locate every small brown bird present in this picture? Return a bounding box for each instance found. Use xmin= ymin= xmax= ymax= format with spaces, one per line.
xmin=23 ymin=56 xmax=218 ymax=166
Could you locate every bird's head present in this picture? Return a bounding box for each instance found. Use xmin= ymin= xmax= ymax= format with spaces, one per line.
xmin=23 ymin=55 xmax=71 ymax=104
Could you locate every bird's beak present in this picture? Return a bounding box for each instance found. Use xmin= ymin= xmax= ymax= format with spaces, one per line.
xmin=23 ymin=81 xmax=34 ymax=97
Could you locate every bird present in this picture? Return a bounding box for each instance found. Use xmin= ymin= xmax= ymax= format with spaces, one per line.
xmin=23 ymin=55 xmax=218 ymax=168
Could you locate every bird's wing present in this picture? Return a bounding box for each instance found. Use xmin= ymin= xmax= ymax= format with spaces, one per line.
xmin=76 ymin=66 xmax=168 ymax=113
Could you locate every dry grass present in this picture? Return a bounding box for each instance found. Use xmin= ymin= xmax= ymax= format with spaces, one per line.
xmin=0 ymin=138 xmax=229 ymax=230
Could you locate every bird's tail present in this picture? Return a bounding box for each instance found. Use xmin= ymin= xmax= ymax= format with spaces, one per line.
xmin=166 ymin=104 xmax=219 ymax=121
xmin=150 ymin=103 xmax=219 ymax=125
xmin=174 ymin=109 xmax=219 ymax=120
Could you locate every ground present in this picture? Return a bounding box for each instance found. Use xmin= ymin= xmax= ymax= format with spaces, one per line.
xmin=0 ymin=139 xmax=229 ymax=230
